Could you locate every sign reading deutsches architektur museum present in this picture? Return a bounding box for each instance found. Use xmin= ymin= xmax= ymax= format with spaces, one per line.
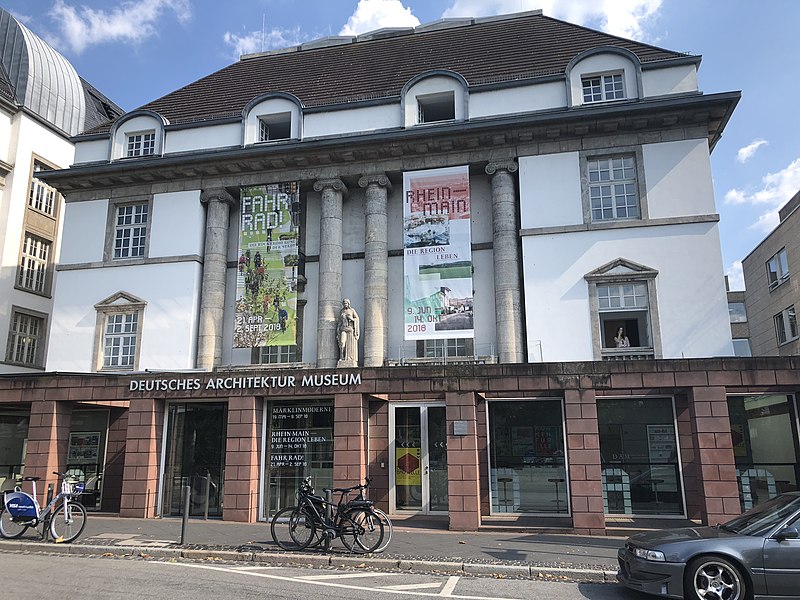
xmin=234 ymin=182 xmax=300 ymax=348
xmin=403 ymin=166 xmax=474 ymax=340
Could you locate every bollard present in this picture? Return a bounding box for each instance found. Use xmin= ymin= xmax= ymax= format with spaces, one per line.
xmin=180 ymin=485 xmax=191 ymax=545
xmin=324 ymin=489 xmax=333 ymax=523
xmin=46 ymin=483 xmax=54 ymax=507
xmin=204 ymin=477 xmax=210 ymax=520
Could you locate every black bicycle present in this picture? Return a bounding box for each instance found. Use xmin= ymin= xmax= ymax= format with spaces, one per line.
xmin=270 ymin=477 xmax=384 ymax=553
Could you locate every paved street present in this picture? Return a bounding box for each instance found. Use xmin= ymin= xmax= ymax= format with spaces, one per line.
xmin=0 ymin=553 xmax=643 ymax=600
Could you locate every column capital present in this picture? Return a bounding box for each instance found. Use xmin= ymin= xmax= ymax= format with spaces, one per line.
xmin=485 ymin=160 xmax=518 ymax=176
xmin=358 ymin=173 xmax=392 ymax=189
xmin=313 ymin=178 xmax=348 ymax=194
xmin=200 ymin=187 xmax=235 ymax=205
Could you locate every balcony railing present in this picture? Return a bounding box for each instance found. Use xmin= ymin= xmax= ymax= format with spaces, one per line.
xmin=602 ymin=347 xmax=655 ymax=360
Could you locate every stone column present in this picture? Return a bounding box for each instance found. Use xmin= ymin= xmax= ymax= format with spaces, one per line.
xmin=446 ymin=391 xmax=481 ymax=531
xmin=197 ymin=188 xmax=235 ymax=370
xmin=314 ymin=178 xmax=347 ymax=368
xmin=686 ymin=386 xmax=741 ymax=525
xmin=564 ymin=388 xmax=606 ymax=535
xmin=120 ymin=397 xmax=164 ymax=518
xmin=224 ymin=395 xmax=261 ymax=522
xmin=333 ymin=393 xmax=368 ymax=488
xmin=359 ymin=174 xmax=390 ymax=367
xmin=24 ymin=400 xmax=72 ymax=505
xmin=485 ymin=161 xmax=524 ymax=363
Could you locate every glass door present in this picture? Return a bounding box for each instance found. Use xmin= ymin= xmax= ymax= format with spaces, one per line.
xmin=391 ymin=404 xmax=448 ymax=514
xmin=161 ymin=403 xmax=227 ymax=518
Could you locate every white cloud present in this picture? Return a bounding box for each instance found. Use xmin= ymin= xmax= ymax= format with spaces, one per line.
xmin=223 ymin=26 xmax=304 ymax=57
xmin=725 ymin=157 xmax=800 ymax=232
xmin=725 ymin=260 xmax=744 ymax=291
xmin=736 ymin=139 xmax=768 ymax=164
xmin=340 ymin=0 xmax=420 ymax=36
xmin=442 ymin=0 xmax=662 ymax=39
xmin=48 ymin=0 xmax=191 ymax=54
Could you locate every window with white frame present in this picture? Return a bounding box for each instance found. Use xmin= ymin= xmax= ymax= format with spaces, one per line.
xmin=28 ymin=161 xmax=57 ymax=216
xmin=774 ymin=305 xmax=798 ymax=346
xmin=423 ymin=338 xmax=470 ymax=358
xmin=766 ymin=248 xmax=789 ymax=290
xmin=126 ymin=131 xmax=156 ymax=157
xmin=597 ymin=283 xmax=651 ymax=349
xmin=113 ymin=203 xmax=148 ymax=259
xmin=5 ymin=309 xmax=45 ymax=367
xmin=259 ymin=345 xmax=297 ymax=364
xmin=17 ymin=233 xmax=50 ymax=294
xmin=258 ymin=113 xmax=292 ymax=142
xmin=582 ymin=73 xmax=625 ymax=103
xmin=102 ymin=312 xmax=138 ymax=369
xmin=588 ymin=156 xmax=639 ymax=221
xmin=417 ymin=91 xmax=455 ymax=124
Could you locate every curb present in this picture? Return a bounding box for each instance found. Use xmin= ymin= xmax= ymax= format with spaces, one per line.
xmin=0 ymin=540 xmax=616 ymax=582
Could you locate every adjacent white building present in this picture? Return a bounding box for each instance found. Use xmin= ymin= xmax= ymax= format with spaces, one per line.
xmin=0 ymin=8 xmax=122 ymax=373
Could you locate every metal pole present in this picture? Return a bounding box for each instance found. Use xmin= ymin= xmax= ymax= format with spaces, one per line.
xmin=180 ymin=485 xmax=191 ymax=545
xmin=324 ymin=489 xmax=333 ymax=523
xmin=204 ymin=477 xmax=210 ymax=520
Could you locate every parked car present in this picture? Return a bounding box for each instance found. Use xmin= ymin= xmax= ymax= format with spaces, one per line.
xmin=617 ymin=492 xmax=800 ymax=599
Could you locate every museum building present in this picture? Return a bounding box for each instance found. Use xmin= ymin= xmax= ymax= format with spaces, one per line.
xmin=1 ymin=10 xmax=798 ymax=534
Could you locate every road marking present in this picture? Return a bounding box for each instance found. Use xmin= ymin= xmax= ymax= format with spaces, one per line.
xmin=155 ymin=562 xmax=526 ymax=600
xmin=228 ymin=566 xmax=283 ymax=570
xmin=299 ymin=572 xmax=403 ymax=580
xmin=384 ymin=583 xmax=442 ymax=590
xmin=440 ymin=576 xmax=460 ymax=596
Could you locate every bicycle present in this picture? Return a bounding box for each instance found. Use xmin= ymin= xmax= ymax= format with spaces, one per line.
xmin=0 ymin=472 xmax=87 ymax=543
xmin=270 ymin=477 xmax=385 ymax=553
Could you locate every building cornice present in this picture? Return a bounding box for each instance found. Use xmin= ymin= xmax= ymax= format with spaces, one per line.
xmin=42 ymin=91 xmax=740 ymax=194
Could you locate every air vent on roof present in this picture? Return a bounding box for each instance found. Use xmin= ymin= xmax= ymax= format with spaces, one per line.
xmin=414 ymin=18 xmax=474 ymax=33
xmin=300 ymin=36 xmax=354 ymax=50
xmin=356 ymin=27 xmax=414 ymax=42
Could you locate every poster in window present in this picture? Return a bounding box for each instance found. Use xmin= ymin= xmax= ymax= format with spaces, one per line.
xmin=68 ymin=432 xmax=101 ymax=464
xmin=646 ymin=424 xmax=677 ymax=492
xmin=234 ymin=182 xmax=301 ymax=348
xmin=403 ymin=166 xmax=474 ymax=340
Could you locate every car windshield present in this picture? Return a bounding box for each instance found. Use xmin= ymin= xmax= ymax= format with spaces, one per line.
xmin=722 ymin=494 xmax=800 ymax=536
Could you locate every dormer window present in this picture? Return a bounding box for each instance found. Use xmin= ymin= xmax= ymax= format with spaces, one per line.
xmin=417 ymin=91 xmax=455 ymax=124
xmin=126 ymin=131 xmax=156 ymax=157
xmin=582 ymin=73 xmax=625 ymax=103
xmin=258 ymin=113 xmax=292 ymax=142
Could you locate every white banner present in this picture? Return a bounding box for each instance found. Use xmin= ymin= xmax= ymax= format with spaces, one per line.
xmin=403 ymin=166 xmax=474 ymax=340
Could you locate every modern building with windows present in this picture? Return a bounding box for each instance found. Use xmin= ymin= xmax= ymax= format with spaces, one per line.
xmin=0 ymin=8 xmax=122 ymax=374
xmin=1 ymin=11 xmax=798 ymax=533
xmin=742 ymin=191 xmax=800 ymax=356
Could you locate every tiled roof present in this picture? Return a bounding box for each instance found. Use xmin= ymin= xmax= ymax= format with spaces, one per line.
xmin=89 ymin=12 xmax=691 ymax=134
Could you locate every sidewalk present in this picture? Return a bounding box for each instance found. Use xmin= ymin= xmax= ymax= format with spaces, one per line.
xmin=0 ymin=514 xmax=624 ymax=582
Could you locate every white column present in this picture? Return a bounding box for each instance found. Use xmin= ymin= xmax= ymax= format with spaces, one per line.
xmin=313 ymin=178 xmax=347 ymax=368
xmin=359 ymin=174 xmax=390 ymax=367
xmin=486 ymin=161 xmax=524 ymax=363
xmin=197 ymin=187 xmax=234 ymax=370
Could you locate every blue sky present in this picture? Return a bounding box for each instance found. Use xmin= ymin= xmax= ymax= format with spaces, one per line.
xmin=6 ymin=0 xmax=800 ymax=290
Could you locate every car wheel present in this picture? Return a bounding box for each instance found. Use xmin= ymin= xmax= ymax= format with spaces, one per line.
xmin=684 ymin=556 xmax=747 ymax=600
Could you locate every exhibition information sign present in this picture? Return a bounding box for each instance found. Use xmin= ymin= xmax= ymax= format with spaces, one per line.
xmin=403 ymin=166 xmax=474 ymax=340
xmin=234 ymin=182 xmax=300 ymax=348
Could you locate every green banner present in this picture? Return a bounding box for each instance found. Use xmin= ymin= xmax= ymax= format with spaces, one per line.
xmin=234 ymin=182 xmax=300 ymax=348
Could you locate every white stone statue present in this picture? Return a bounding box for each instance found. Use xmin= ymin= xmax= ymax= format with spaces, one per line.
xmin=337 ymin=298 xmax=360 ymax=366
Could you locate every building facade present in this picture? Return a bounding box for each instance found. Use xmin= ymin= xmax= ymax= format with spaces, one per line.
xmin=0 ymin=8 xmax=122 ymax=374
xmin=742 ymin=191 xmax=800 ymax=356
xmin=1 ymin=11 xmax=798 ymax=532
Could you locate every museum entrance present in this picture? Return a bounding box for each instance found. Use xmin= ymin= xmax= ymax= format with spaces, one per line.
xmin=389 ymin=404 xmax=448 ymax=515
xmin=161 ymin=402 xmax=227 ymax=518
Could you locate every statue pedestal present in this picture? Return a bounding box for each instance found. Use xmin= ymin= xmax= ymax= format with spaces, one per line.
xmin=337 ymin=358 xmax=358 ymax=368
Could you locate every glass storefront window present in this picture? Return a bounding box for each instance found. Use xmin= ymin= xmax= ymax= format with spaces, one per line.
xmin=66 ymin=409 xmax=109 ymax=511
xmin=161 ymin=403 xmax=228 ymax=517
xmin=0 ymin=409 xmax=29 ymax=492
xmin=264 ymin=400 xmax=333 ymax=517
xmin=728 ymin=394 xmax=800 ymax=510
xmin=598 ymin=398 xmax=683 ymax=516
xmin=488 ymin=400 xmax=567 ymax=514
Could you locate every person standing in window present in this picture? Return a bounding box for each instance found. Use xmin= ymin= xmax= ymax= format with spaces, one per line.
xmin=614 ymin=327 xmax=630 ymax=348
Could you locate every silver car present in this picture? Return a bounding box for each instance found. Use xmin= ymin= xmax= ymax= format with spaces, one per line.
xmin=617 ymin=492 xmax=800 ymax=599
